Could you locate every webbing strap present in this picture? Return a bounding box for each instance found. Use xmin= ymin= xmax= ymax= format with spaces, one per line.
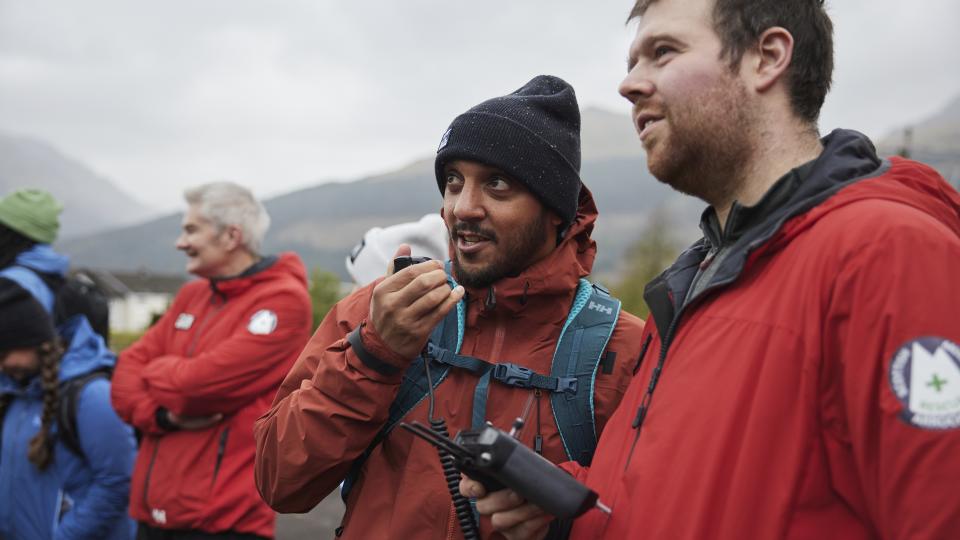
xmin=471 ymin=370 xmax=492 ymax=430
xmin=427 ymin=343 xmax=578 ymax=393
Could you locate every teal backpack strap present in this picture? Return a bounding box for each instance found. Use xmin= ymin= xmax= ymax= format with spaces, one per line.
xmin=549 ymin=279 xmax=620 ymax=466
xmin=341 ymin=264 xmax=464 ymax=502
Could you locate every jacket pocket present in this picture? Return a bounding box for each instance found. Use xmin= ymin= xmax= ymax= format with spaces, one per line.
xmin=139 ymin=428 xmax=223 ymax=528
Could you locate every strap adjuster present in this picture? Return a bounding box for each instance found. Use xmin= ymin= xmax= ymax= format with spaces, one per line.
xmin=555 ymin=377 xmax=578 ymax=394
xmin=492 ymin=363 xmax=534 ymax=388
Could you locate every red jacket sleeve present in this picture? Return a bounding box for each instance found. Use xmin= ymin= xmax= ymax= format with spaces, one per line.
xmin=140 ymin=288 xmax=311 ymax=416
xmin=253 ymin=286 xmax=412 ymax=513
xmin=111 ymin=302 xmax=177 ymax=434
xmin=821 ymin=198 xmax=960 ymax=539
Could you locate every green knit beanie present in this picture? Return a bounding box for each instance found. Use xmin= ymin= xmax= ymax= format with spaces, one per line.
xmin=0 ymin=189 xmax=63 ymax=244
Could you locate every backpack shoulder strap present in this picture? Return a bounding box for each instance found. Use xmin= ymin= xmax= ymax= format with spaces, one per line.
xmin=57 ymin=370 xmax=111 ymax=458
xmin=341 ymin=263 xmax=464 ymax=501
xmin=549 ymin=279 xmax=621 ymax=466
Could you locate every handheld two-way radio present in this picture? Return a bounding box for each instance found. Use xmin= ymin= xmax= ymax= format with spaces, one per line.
xmin=401 ymin=420 xmax=611 ymax=520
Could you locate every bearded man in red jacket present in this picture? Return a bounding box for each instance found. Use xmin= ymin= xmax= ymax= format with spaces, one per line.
xmin=467 ymin=0 xmax=960 ymax=539
xmin=112 ymin=181 xmax=312 ymax=540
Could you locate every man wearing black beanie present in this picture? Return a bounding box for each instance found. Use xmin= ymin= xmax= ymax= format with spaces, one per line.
xmin=256 ymin=75 xmax=646 ymax=539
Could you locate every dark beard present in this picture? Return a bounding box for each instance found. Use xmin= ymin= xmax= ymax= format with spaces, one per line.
xmin=451 ymin=210 xmax=551 ymax=289
xmin=646 ymin=75 xmax=755 ymax=208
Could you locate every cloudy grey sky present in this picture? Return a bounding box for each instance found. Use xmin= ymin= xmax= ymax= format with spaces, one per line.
xmin=1 ymin=0 xmax=958 ymax=212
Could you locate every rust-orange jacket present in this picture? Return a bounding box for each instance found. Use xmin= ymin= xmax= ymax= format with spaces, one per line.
xmin=254 ymin=188 xmax=645 ymax=539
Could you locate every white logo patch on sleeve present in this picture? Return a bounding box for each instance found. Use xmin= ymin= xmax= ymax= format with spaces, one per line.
xmin=248 ymin=309 xmax=278 ymax=335
xmin=174 ymin=313 xmax=195 ymax=330
xmin=889 ymin=337 xmax=960 ymax=430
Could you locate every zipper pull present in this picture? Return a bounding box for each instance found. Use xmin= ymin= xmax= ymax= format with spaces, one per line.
xmin=484 ymin=286 xmax=497 ymax=311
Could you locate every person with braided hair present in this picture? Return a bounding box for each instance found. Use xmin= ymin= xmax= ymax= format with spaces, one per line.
xmin=0 ymin=277 xmax=137 ymax=540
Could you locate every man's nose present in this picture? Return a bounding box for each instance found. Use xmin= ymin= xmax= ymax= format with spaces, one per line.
xmin=453 ymin=182 xmax=485 ymax=221
xmin=619 ymin=67 xmax=655 ymax=105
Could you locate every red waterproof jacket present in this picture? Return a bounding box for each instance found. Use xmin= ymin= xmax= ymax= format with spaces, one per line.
xmin=254 ymin=187 xmax=645 ymax=539
xmin=564 ymin=130 xmax=960 ymax=539
xmin=111 ymin=253 xmax=312 ymax=538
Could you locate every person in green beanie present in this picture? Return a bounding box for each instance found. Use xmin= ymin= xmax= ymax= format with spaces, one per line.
xmin=0 ymin=188 xmax=70 ymax=312
xmin=0 ymin=188 xmax=62 ymax=246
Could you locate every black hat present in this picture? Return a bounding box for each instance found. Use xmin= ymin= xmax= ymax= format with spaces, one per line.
xmin=435 ymin=75 xmax=582 ymax=227
xmin=0 ymin=277 xmax=56 ymax=351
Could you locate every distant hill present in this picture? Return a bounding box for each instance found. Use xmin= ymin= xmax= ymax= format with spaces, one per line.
xmin=59 ymin=108 xmax=704 ymax=282
xmin=877 ymin=92 xmax=960 ymax=186
xmin=0 ymin=132 xmax=156 ymax=238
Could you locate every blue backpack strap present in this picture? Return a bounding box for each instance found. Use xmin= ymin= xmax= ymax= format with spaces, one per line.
xmin=549 ymin=279 xmax=620 ymax=466
xmin=469 ymin=280 xmax=615 ymax=437
xmin=341 ymin=265 xmax=465 ymax=502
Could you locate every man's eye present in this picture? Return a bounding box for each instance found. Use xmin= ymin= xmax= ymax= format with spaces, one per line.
xmin=488 ymin=177 xmax=510 ymax=191
xmin=654 ymin=45 xmax=674 ymax=59
xmin=445 ymin=174 xmax=463 ymax=190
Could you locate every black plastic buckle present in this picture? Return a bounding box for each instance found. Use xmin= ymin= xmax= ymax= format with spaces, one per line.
xmin=556 ymin=377 xmax=578 ymax=394
xmin=492 ymin=363 xmax=534 ymax=388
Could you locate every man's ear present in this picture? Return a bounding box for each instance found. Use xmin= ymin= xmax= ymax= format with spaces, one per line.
xmin=748 ymin=26 xmax=794 ymax=93
xmin=223 ymin=225 xmax=244 ymax=251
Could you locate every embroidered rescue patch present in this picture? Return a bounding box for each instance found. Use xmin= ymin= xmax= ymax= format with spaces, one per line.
xmin=889 ymin=337 xmax=960 ymax=430
xmin=174 ymin=313 xmax=195 ymax=330
xmin=248 ymin=309 xmax=278 ymax=335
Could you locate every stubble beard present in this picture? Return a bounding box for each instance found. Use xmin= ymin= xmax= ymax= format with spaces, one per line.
xmin=645 ymin=74 xmax=757 ymax=209
xmin=452 ymin=210 xmax=551 ymax=289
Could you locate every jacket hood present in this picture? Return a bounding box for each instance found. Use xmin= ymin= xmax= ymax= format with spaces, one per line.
xmin=453 ymin=183 xmax=599 ymax=316
xmin=0 ymin=315 xmax=114 ymax=398
xmin=12 ymin=244 xmax=69 ymax=276
xmin=207 ymin=252 xmax=308 ymax=298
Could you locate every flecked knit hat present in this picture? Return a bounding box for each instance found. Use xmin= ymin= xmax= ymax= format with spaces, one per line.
xmin=0 ymin=189 xmax=63 ymax=244
xmin=434 ymin=75 xmax=582 ymax=227
xmin=0 ymin=278 xmax=56 ymax=351
xmin=346 ymin=213 xmax=450 ymax=286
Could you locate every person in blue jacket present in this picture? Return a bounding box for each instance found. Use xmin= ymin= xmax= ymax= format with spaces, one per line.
xmin=0 ymin=188 xmax=71 ymax=313
xmin=0 ymin=278 xmax=136 ymax=540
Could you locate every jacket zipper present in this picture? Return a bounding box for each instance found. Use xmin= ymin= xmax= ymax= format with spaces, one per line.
xmin=142 ymin=440 xmax=161 ymax=510
xmin=211 ymin=427 xmax=230 ymax=489
xmin=622 ymin=268 xmax=742 ymax=471
xmin=186 ymin=300 xmax=225 ymax=357
xmin=143 ymin=295 xmax=226 ymax=511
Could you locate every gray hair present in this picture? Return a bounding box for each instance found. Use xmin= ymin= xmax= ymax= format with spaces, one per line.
xmin=184 ymin=181 xmax=271 ymax=254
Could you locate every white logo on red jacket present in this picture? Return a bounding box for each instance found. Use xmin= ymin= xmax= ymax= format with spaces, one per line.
xmin=151 ymin=508 xmax=167 ymax=524
xmin=248 ymin=309 xmax=278 ymax=335
xmin=889 ymin=337 xmax=960 ymax=430
xmin=174 ymin=313 xmax=195 ymax=330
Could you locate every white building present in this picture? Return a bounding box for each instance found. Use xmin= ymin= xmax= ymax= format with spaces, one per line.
xmin=78 ymin=268 xmax=186 ymax=333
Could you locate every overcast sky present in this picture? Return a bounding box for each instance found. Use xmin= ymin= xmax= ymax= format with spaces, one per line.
xmin=1 ymin=0 xmax=958 ymax=212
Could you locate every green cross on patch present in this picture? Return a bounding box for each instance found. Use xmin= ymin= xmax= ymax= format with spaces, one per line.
xmin=927 ymin=374 xmax=948 ymax=393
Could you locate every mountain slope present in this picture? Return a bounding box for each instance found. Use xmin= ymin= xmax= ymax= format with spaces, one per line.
xmin=877 ymin=92 xmax=960 ymax=186
xmin=0 ymin=132 xmax=156 ymax=238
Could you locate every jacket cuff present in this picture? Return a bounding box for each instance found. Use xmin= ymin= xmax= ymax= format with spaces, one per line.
xmin=155 ymin=407 xmax=180 ymax=431
xmin=346 ymin=321 xmax=409 ymax=379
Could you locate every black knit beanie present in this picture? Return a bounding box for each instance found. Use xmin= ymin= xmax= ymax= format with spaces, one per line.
xmin=435 ymin=75 xmax=582 ymax=227
xmin=0 ymin=277 xmax=56 ymax=351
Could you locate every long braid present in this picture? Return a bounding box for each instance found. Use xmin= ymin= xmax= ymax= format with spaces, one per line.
xmin=27 ymin=341 xmax=63 ymax=470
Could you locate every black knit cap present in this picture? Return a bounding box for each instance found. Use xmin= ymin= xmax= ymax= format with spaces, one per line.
xmin=0 ymin=277 xmax=56 ymax=351
xmin=435 ymin=75 xmax=582 ymax=227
